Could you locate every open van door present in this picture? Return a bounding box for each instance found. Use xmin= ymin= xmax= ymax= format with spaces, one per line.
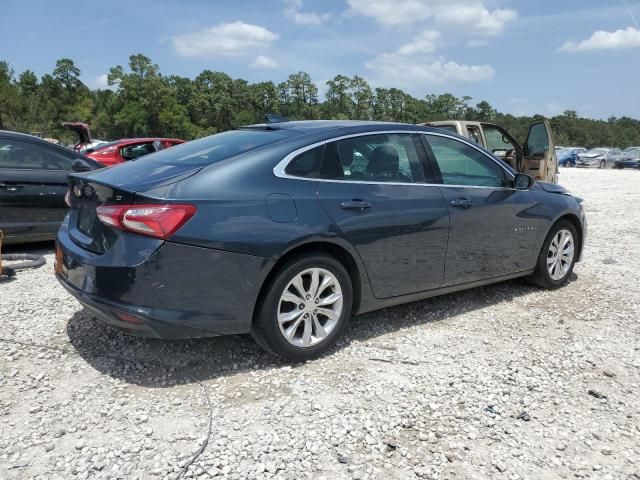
xmin=522 ymin=118 xmax=557 ymax=183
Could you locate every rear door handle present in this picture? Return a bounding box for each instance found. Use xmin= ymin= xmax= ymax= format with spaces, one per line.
xmin=0 ymin=183 xmax=24 ymax=191
xmin=340 ymin=200 xmax=371 ymax=211
xmin=450 ymin=199 xmax=474 ymax=208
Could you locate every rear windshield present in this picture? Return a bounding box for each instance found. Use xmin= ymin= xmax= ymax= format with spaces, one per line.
xmin=135 ymin=129 xmax=297 ymax=167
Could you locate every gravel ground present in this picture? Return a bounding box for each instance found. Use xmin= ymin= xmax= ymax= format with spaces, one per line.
xmin=0 ymin=168 xmax=638 ymax=480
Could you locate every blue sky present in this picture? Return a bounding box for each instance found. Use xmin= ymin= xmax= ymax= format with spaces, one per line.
xmin=2 ymin=0 xmax=640 ymax=119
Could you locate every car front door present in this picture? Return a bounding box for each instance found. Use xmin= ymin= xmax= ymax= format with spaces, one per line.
xmin=306 ymin=133 xmax=450 ymax=298
xmin=0 ymin=137 xmax=75 ymax=242
xmin=522 ymin=119 xmax=557 ymax=183
xmin=421 ymin=133 xmax=541 ymax=286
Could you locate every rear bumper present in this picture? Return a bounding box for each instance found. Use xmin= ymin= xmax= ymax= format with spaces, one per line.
xmin=55 ymin=221 xmax=269 ymax=338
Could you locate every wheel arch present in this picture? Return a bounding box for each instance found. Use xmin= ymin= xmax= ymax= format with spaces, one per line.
xmin=549 ymin=213 xmax=584 ymax=261
xmin=253 ymin=240 xmax=365 ymax=323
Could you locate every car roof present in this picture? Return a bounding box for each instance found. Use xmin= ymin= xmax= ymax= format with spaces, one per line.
xmin=0 ymin=129 xmax=81 ymax=154
xmin=241 ymin=120 xmax=439 ymax=135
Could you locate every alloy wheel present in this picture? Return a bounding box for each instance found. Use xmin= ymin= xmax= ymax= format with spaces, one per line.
xmin=547 ymin=229 xmax=575 ymax=281
xmin=277 ymin=268 xmax=343 ymax=347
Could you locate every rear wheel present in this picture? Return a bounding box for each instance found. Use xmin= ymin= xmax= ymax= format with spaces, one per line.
xmin=527 ymin=220 xmax=578 ymax=289
xmin=251 ymin=254 xmax=353 ymax=361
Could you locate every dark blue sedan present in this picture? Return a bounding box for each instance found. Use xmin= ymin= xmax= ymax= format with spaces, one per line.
xmin=557 ymin=147 xmax=586 ymax=167
xmin=55 ymin=121 xmax=586 ymax=361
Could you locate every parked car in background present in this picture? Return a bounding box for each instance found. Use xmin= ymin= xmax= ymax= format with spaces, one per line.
xmin=577 ymin=148 xmax=623 ymax=168
xmin=84 ymin=138 xmax=185 ymax=166
xmin=0 ymin=130 xmax=103 ymax=244
xmin=613 ymin=149 xmax=640 ymax=169
xmin=55 ymin=120 xmax=586 ymax=361
xmin=557 ymin=147 xmax=587 ymax=167
xmin=623 ymin=146 xmax=640 ymax=154
xmin=423 ymin=119 xmax=558 ymax=183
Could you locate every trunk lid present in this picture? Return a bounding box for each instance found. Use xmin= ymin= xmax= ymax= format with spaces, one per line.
xmin=67 ymin=162 xmax=199 ymax=253
xmin=63 ymin=122 xmax=92 ymax=149
xmin=68 ymin=176 xmax=135 ymax=253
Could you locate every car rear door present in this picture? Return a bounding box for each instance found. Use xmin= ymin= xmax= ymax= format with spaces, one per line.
xmin=0 ymin=137 xmax=73 ymax=242
xmin=522 ymin=119 xmax=557 ymax=183
xmin=421 ymin=132 xmax=541 ymax=286
xmin=309 ymin=132 xmax=450 ymax=298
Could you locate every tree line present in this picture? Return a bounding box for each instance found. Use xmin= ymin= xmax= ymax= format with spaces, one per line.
xmin=1 ymin=54 xmax=639 ymax=148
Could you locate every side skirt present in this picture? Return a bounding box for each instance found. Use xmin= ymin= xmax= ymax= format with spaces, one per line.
xmin=356 ymin=270 xmax=535 ymax=315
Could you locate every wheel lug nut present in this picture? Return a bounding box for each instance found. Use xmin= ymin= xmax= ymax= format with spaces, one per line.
xmin=304 ymin=313 xmax=309 ymax=318
xmin=314 ymin=299 xmax=319 ymax=304
xmin=306 ymin=295 xmax=311 ymax=300
xmin=313 ymin=310 xmax=317 ymax=315
xmin=299 ymin=304 xmax=304 ymax=309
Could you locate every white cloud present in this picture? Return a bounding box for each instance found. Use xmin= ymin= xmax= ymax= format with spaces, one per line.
xmin=366 ymin=53 xmax=494 ymax=86
xmin=171 ymin=21 xmax=278 ymax=57
xmin=559 ymin=26 xmax=640 ymax=52
xmin=94 ymin=74 xmax=109 ymax=89
xmin=92 ymin=73 xmax=118 ymax=91
xmin=365 ymin=27 xmax=493 ymax=87
xmin=250 ymin=55 xmax=279 ymax=69
xmin=346 ymin=0 xmax=516 ymax=35
xmin=284 ymin=0 xmax=330 ymax=25
xmin=434 ymin=4 xmax=517 ymax=36
xmin=397 ymin=30 xmax=440 ymax=55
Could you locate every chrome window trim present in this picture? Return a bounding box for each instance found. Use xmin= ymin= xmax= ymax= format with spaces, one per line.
xmin=272 ymin=129 xmax=516 ymax=190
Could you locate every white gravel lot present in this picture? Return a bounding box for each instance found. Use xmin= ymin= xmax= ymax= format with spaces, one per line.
xmin=0 ymin=168 xmax=638 ymax=480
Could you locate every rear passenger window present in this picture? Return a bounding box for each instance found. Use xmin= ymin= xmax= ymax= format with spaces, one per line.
xmin=322 ymin=133 xmax=425 ymax=183
xmin=425 ymin=134 xmax=506 ymax=188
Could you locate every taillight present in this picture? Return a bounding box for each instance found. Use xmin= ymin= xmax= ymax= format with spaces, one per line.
xmin=96 ymin=204 xmax=197 ymax=240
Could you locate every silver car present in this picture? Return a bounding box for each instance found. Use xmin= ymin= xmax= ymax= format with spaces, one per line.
xmin=577 ymin=148 xmax=623 ymax=168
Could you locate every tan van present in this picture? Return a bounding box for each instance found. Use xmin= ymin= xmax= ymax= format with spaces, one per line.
xmin=420 ymin=119 xmax=558 ymax=184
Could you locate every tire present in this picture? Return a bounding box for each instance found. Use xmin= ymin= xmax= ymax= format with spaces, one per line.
xmin=599 ymin=159 xmax=606 ymax=169
xmin=526 ymin=220 xmax=578 ymax=289
xmin=251 ymin=253 xmax=353 ymax=362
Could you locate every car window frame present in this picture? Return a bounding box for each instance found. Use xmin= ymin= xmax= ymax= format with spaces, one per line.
xmin=274 ymin=130 xmax=515 ymax=189
xmin=0 ymin=136 xmax=80 ymax=172
xmin=282 ymin=132 xmax=428 ymax=185
xmin=420 ymin=132 xmax=513 ymax=189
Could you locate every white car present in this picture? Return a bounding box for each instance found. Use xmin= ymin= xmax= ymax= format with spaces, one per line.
xmin=576 ymin=148 xmax=623 ymax=168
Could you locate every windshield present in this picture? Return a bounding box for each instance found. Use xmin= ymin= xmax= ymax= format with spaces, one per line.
xmin=626 ymin=150 xmax=640 ymax=159
xmin=129 ymin=129 xmax=298 ymax=167
xmin=585 ymin=149 xmax=607 ymax=155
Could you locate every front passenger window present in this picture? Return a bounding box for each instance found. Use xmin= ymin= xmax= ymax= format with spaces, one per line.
xmin=425 ymin=135 xmax=506 ymax=188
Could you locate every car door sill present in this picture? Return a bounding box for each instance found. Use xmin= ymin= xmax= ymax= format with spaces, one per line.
xmin=357 ymin=270 xmax=535 ymax=315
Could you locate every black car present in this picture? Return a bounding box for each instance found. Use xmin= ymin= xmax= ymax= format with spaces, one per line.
xmin=0 ymin=130 xmax=103 ymax=244
xmin=55 ymin=121 xmax=586 ymax=361
xmin=613 ymin=150 xmax=640 ymax=169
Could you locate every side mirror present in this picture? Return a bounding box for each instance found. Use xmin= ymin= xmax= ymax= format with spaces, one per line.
xmin=514 ymin=173 xmax=535 ymax=190
xmin=71 ymin=159 xmax=91 ymax=172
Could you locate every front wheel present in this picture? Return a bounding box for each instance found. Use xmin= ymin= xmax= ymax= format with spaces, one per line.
xmin=527 ymin=220 xmax=578 ymax=289
xmin=251 ymin=254 xmax=353 ymax=361
xmin=599 ymin=159 xmax=606 ymax=169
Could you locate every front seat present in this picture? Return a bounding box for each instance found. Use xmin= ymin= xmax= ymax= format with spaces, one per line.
xmin=367 ymin=145 xmax=407 ymax=182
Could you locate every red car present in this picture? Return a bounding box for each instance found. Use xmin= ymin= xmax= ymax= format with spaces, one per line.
xmin=84 ymin=138 xmax=185 ymax=166
xmin=62 ymin=122 xmax=184 ymax=167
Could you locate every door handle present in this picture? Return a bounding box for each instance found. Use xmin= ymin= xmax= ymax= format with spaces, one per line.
xmin=450 ymin=199 xmax=474 ymax=208
xmin=0 ymin=183 xmax=24 ymax=191
xmin=340 ymin=200 xmax=371 ymax=211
